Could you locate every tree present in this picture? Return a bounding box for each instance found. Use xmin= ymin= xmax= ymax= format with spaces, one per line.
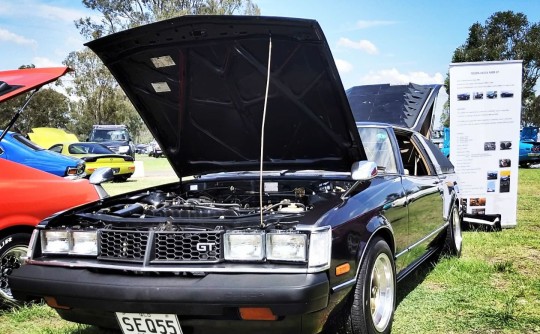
xmin=448 ymin=11 xmax=540 ymax=126
xmin=0 ymin=63 xmax=72 ymax=135
xmin=0 ymin=88 xmax=71 ymax=135
xmin=76 ymin=0 xmax=260 ymax=39
xmin=65 ymin=0 xmax=260 ymax=143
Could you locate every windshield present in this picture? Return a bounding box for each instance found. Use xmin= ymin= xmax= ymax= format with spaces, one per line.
xmin=13 ymin=134 xmax=44 ymax=151
xmin=521 ymin=127 xmax=538 ymax=142
xmin=91 ymin=129 xmax=129 ymax=142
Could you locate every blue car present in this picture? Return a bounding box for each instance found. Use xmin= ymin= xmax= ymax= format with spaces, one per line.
xmin=0 ymin=130 xmax=85 ymax=177
xmin=519 ymin=127 xmax=540 ymax=167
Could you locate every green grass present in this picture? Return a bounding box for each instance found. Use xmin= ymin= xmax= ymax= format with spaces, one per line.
xmin=2 ymin=168 xmax=540 ymax=333
xmin=102 ymin=154 xmax=178 ymax=196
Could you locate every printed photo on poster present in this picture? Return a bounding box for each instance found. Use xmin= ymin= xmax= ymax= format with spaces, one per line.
xmin=500 ymin=170 xmax=511 ymax=193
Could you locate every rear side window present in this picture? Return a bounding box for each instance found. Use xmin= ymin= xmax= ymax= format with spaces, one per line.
xmin=357 ymin=127 xmax=398 ymax=173
xmin=417 ymin=135 xmax=454 ymax=174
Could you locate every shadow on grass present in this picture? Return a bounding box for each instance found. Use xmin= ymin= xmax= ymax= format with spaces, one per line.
xmin=396 ymin=252 xmax=440 ymax=306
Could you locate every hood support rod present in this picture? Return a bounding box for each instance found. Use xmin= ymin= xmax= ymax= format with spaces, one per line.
xmin=259 ymin=34 xmax=272 ymax=228
xmin=0 ymin=88 xmax=40 ymax=142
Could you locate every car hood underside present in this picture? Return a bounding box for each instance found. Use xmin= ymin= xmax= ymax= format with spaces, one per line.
xmin=85 ymin=15 xmax=365 ymax=178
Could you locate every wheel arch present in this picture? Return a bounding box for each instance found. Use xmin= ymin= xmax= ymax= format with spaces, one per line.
xmin=331 ymin=215 xmax=395 ymax=294
xmin=0 ymin=225 xmax=35 ymax=242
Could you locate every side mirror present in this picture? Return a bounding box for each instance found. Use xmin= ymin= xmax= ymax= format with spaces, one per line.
xmin=351 ymin=161 xmax=378 ymax=181
xmin=89 ymin=167 xmax=115 ymax=185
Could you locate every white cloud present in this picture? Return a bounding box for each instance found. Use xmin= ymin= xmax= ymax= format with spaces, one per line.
xmin=0 ymin=28 xmax=37 ymax=47
xmin=337 ymin=37 xmax=378 ymax=55
xmin=37 ymin=4 xmax=88 ymax=23
xmin=359 ymin=68 xmax=444 ymax=85
xmin=355 ymin=20 xmax=397 ymax=29
xmin=335 ymin=59 xmax=353 ymax=74
xmin=32 ymin=57 xmax=63 ymax=68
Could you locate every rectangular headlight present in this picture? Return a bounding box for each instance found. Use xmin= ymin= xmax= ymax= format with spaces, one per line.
xmin=41 ymin=231 xmax=70 ymax=254
xmin=224 ymin=232 xmax=264 ymax=261
xmin=41 ymin=230 xmax=98 ymax=256
xmin=266 ymin=232 xmax=307 ymax=262
xmin=71 ymin=231 xmax=98 ymax=255
xmin=308 ymin=227 xmax=332 ymax=270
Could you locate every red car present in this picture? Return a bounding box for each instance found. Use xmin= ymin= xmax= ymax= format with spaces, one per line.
xmin=0 ymin=67 xmax=106 ymax=303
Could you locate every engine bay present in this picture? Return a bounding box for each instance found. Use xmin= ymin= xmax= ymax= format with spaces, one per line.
xmin=65 ymin=176 xmax=354 ymax=230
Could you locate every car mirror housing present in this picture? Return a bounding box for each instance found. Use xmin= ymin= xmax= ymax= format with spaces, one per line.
xmin=89 ymin=167 xmax=115 ymax=185
xmin=351 ymin=161 xmax=378 ymax=181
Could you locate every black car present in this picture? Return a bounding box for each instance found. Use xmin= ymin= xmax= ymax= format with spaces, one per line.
xmin=87 ymin=124 xmax=136 ymax=159
xmin=10 ymin=16 xmax=462 ymax=334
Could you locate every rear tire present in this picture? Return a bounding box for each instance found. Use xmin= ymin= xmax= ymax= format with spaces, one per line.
xmin=113 ymin=174 xmax=131 ymax=182
xmin=337 ymin=237 xmax=395 ymax=334
xmin=442 ymin=204 xmax=462 ymax=257
xmin=0 ymin=233 xmax=31 ymax=306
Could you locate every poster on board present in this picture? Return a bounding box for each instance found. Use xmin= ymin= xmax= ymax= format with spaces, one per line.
xmin=449 ymin=60 xmax=522 ymax=228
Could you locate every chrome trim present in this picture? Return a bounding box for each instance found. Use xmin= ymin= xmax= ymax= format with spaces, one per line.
xmin=395 ymin=222 xmax=449 ymax=259
xmin=25 ymin=258 xmax=322 ymax=274
xmin=332 ymin=278 xmax=356 ymax=292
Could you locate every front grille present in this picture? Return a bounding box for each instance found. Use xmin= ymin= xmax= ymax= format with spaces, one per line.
xmin=99 ymin=230 xmax=149 ymax=262
xmin=98 ymin=229 xmax=223 ymax=264
xmin=154 ymin=232 xmax=221 ymax=263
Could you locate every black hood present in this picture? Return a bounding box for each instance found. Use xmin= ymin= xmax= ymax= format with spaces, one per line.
xmin=346 ymin=83 xmax=441 ymax=136
xmin=85 ymin=15 xmax=365 ymax=178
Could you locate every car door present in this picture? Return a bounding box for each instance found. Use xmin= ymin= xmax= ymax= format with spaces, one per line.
xmin=397 ymin=132 xmax=444 ymax=268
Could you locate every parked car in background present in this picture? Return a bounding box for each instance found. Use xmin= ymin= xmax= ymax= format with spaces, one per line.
xmin=0 ymin=66 xmax=109 ymax=304
xmin=519 ymin=126 xmax=540 ymax=167
xmin=0 ymin=130 xmax=85 ymax=177
xmin=87 ymin=124 xmax=136 ymax=159
xmin=148 ymin=141 xmax=163 ymax=158
xmin=135 ymin=143 xmax=150 ymax=154
xmin=10 ymin=16 xmax=462 ymax=334
xmin=49 ymin=142 xmax=135 ymax=181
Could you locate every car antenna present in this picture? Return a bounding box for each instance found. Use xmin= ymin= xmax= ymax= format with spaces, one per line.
xmin=0 ymin=88 xmax=40 ymax=142
xmin=259 ymin=33 xmax=272 ymax=228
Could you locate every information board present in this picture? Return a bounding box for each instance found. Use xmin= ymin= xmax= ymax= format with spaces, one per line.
xmin=449 ymin=60 xmax=522 ymax=228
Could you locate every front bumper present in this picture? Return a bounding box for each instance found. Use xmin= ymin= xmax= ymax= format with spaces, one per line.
xmin=10 ymin=265 xmax=331 ymax=333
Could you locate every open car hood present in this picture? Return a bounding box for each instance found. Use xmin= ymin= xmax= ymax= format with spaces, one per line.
xmin=0 ymin=67 xmax=70 ymax=103
xmin=86 ymin=15 xmax=365 ymax=178
xmin=346 ymin=83 xmax=442 ymax=136
xmin=28 ymin=127 xmax=79 ymax=149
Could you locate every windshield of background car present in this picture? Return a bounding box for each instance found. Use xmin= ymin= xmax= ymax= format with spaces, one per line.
xmin=69 ymin=143 xmax=114 ymax=154
xmin=521 ymin=127 xmax=538 ymax=141
xmin=357 ymin=127 xmax=398 ymax=173
xmin=13 ymin=134 xmax=44 ymax=151
xmin=91 ymin=129 xmax=128 ymax=142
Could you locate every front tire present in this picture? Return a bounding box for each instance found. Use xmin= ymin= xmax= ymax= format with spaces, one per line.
xmin=343 ymin=237 xmax=395 ymax=334
xmin=0 ymin=233 xmax=31 ymax=305
xmin=442 ymin=204 xmax=462 ymax=257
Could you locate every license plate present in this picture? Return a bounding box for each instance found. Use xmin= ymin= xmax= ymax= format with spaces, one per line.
xmin=528 ymin=153 xmax=540 ymax=157
xmin=112 ymin=168 xmax=121 ymax=174
xmin=116 ymin=313 xmax=183 ymax=334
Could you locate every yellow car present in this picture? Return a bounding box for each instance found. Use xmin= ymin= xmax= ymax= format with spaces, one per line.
xmin=49 ymin=142 xmax=135 ymax=181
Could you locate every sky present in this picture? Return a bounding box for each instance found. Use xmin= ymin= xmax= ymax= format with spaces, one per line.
xmin=1 ymin=0 xmax=539 ymax=125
